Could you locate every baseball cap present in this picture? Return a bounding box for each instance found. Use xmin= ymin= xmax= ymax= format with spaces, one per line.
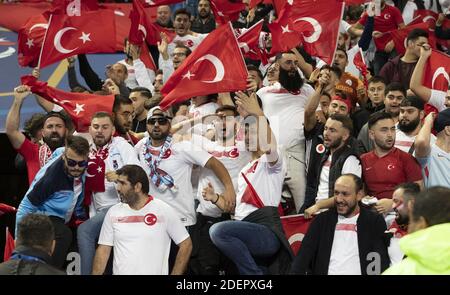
xmin=434 ymin=108 xmax=450 ymax=134
xmin=147 ymin=106 xmax=172 ymax=121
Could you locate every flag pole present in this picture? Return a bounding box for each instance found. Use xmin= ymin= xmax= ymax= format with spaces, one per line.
xmin=37 ymin=14 xmax=53 ymax=70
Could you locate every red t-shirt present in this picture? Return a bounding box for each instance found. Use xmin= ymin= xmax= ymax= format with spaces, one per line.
xmin=359 ymin=4 xmax=404 ymax=50
xmin=361 ymin=148 xmax=422 ymax=199
xmin=17 ymin=138 xmax=41 ymax=184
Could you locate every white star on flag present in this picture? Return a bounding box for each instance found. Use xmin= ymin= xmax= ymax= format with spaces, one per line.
xmin=145 ymin=0 xmax=155 ymax=4
xmin=74 ymin=103 xmax=85 ymax=115
xmin=182 ymin=71 xmax=195 ymax=80
xmin=26 ymin=38 xmax=34 ymax=48
xmin=79 ymin=32 xmax=91 ymax=44
xmin=281 ymin=25 xmax=292 ymax=34
xmin=288 ymin=0 xmax=294 ymax=5
xmin=97 ymin=166 xmax=102 ymax=173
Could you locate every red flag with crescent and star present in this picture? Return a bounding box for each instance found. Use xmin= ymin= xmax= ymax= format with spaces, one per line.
xmin=39 ymin=9 xmax=116 ymax=68
xmin=389 ymin=22 xmax=437 ymax=56
xmin=21 ymin=75 xmax=115 ymax=132
xmin=422 ymin=49 xmax=450 ymax=92
xmin=209 ymin=0 xmax=246 ymax=25
xmin=159 ymin=22 xmax=248 ymax=110
xmin=280 ymin=214 xmax=313 ymax=255
xmin=237 ymin=19 xmax=268 ymax=63
xmin=17 ymin=14 xmax=50 ymax=67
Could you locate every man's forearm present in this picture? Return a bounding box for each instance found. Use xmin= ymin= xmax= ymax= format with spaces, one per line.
xmin=171 ymin=238 xmax=192 ymax=275
xmin=92 ymin=245 xmax=112 ymax=275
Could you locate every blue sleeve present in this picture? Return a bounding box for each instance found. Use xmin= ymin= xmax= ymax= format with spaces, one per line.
xmin=358 ymin=16 xmax=374 ymax=51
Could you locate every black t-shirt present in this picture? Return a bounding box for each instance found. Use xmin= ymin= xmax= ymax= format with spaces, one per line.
xmin=132 ymin=118 xmax=147 ymax=133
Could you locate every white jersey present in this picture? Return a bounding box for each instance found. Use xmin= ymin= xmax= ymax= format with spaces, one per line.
xmin=98 ymin=197 xmax=189 ymax=275
xmin=234 ymin=151 xmax=285 ymax=221
xmin=257 ymin=82 xmax=314 ymax=148
xmin=429 ymin=89 xmax=448 ymax=112
xmin=194 ymin=136 xmax=252 ymax=218
xmin=135 ymin=139 xmax=212 ymax=226
xmin=159 ymin=33 xmax=208 ymax=69
xmin=188 ymin=102 xmax=220 ymax=136
xmin=395 ymin=123 xmax=437 ymax=153
xmin=91 ymin=137 xmax=140 ymax=214
xmin=117 ymin=59 xmax=155 ymax=93
xmin=328 ymin=214 xmax=361 ymax=275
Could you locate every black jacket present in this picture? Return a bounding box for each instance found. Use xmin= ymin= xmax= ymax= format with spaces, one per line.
xmin=243 ymin=207 xmax=294 ymax=275
xmin=0 ymin=246 xmax=65 ymax=275
xmin=290 ymin=207 xmax=390 ymax=275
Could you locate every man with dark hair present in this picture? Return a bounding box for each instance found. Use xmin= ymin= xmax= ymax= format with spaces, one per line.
xmin=379 ymin=28 xmax=429 ymax=90
xmin=315 ymin=65 xmax=343 ymax=98
xmin=247 ymin=64 xmax=263 ymax=90
xmin=291 ymin=174 xmax=390 ymax=275
xmin=129 ymin=87 xmax=152 ymax=133
xmin=92 ymin=164 xmax=192 ymax=275
xmin=156 ymin=5 xmax=173 ymax=28
xmin=302 ymin=114 xmax=361 ymax=215
xmin=358 ymin=82 xmax=406 ymax=153
xmin=0 ymin=214 xmax=65 ymax=275
xmin=77 ymin=112 xmax=140 ymax=275
xmin=112 ymin=95 xmax=139 ymax=145
xmin=191 ymin=0 xmax=215 ymax=34
xmin=361 ymin=112 xmax=423 ymax=215
xmin=16 ymin=135 xmax=90 ymax=269
xmin=256 ymin=51 xmax=315 ymax=212
xmin=395 ymin=95 xmax=436 ymax=153
xmin=6 ymin=86 xmax=69 ymax=184
xmin=384 ymin=186 xmax=450 ymax=274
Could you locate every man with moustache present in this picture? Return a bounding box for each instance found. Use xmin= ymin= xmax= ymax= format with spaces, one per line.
xmin=256 ymin=51 xmax=315 ymax=212
xmin=290 ymin=174 xmax=390 ymax=275
xmin=395 ymin=96 xmax=436 ymax=153
xmin=112 ymin=95 xmax=140 ymax=146
xmin=16 ymin=135 xmax=90 ymax=269
xmin=191 ymin=0 xmax=216 ymax=34
xmin=6 ymin=85 xmax=69 ymax=184
xmin=92 ymin=165 xmax=192 ymax=275
xmin=77 ymin=112 xmax=140 ymax=275
xmin=387 ymin=182 xmax=420 ymax=265
xmin=361 ymin=112 xmax=423 ymax=215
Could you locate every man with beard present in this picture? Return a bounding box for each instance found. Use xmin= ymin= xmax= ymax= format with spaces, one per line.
xmin=256 ymin=51 xmax=315 ymax=212
xmin=302 ymin=115 xmax=362 ymax=216
xmin=130 ymin=87 xmax=152 ymax=133
xmin=387 ymin=182 xmax=420 ymax=265
xmin=191 ymin=0 xmax=216 ymax=34
xmin=358 ymin=82 xmax=406 ymax=153
xmin=6 ymin=85 xmax=69 ymax=184
xmin=77 ymin=112 xmax=140 ymax=275
xmin=291 ymin=174 xmax=390 ymax=275
xmin=92 ymin=165 xmax=192 ymax=275
xmin=395 ymin=96 xmax=436 ymax=153
xmin=134 ymin=106 xmax=235 ymax=270
xmin=112 ymin=95 xmax=140 ymax=146
xmin=16 ymin=135 xmax=90 ymax=269
xmin=361 ymin=112 xmax=423 ymax=215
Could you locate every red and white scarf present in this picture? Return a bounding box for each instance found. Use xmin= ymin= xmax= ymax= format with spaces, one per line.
xmin=38 ymin=143 xmax=53 ymax=168
xmin=84 ymin=142 xmax=111 ymax=206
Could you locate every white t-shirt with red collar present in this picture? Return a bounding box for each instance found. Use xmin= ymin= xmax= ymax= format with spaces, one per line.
xmin=234 ymin=151 xmax=285 ymax=221
xmin=257 ymin=82 xmax=315 ymax=148
xmin=194 ymin=136 xmax=252 ymax=218
xmin=135 ymin=139 xmax=212 ymax=226
xmin=98 ymin=196 xmax=189 ymax=275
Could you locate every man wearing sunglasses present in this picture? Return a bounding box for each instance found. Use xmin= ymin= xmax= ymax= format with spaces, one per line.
xmin=16 ymin=135 xmax=90 ymax=270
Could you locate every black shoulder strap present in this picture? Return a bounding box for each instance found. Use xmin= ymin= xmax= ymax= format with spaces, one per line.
xmin=408 ymin=142 xmax=415 ymax=154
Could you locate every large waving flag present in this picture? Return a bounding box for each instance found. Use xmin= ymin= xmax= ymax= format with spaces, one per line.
xmin=160 ymin=23 xmax=248 ymax=110
xmin=280 ymin=214 xmax=313 ymax=255
xmin=422 ymin=50 xmax=450 ymax=93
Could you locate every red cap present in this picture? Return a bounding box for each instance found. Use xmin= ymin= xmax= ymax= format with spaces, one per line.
xmin=331 ymin=95 xmax=353 ymax=112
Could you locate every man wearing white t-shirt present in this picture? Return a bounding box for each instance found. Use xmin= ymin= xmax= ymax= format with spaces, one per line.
xmin=410 ymin=44 xmax=450 ymax=112
xmin=396 ymin=96 xmax=436 ymax=153
xmin=77 ymin=112 xmax=141 ymax=275
xmin=207 ymin=92 xmax=294 ymax=275
xmin=291 ymin=174 xmax=390 ymax=275
xmin=256 ymin=51 xmax=315 ymax=212
xmin=92 ymin=165 xmax=191 ymax=275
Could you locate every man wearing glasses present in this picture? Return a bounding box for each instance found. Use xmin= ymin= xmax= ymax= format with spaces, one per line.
xmin=16 ymin=135 xmax=90 ymax=270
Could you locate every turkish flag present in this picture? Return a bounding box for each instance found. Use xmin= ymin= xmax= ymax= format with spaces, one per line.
xmin=140 ymin=42 xmax=157 ymax=71
xmin=422 ymin=50 xmax=450 ymax=92
xmin=0 ymin=203 xmax=17 ymax=217
xmin=129 ymin=0 xmax=147 ymax=46
xmin=17 ymin=14 xmax=49 ymax=67
xmin=47 ymin=0 xmax=99 ymax=16
xmin=389 ymin=22 xmax=437 ymax=56
xmin=241 ymin=172 xmax=265 ymax=209
xmin=413 ymin=10 xmax=439 ymax=27
xmin=280 ymin=214 xmax=312 ymax=255
xmin=141 ymin=0 xmax=184 ymax=7
xmin=39 ymin=10 xmax=116 ymax=68
xmin=210 ymin=0 xmax=246 ymax=25
xmin=21 ymin=75 xmax=115 ymax=132
xmin=237 ymin=19 xmax=267 ymax=62
xmin=291 ymin=0 xmax=345 ymax=65
xmin=4 ymin=227 xmax=15 ymax=262
xmin=267 ymin=5 xmax=302 ymax=55
xmin=160 ymin=23 xmax=248 ymax=109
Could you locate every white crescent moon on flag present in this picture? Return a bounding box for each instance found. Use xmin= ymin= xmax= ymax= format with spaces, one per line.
xmin=138 ymin=24 xmax=147 ymax=39
xmin=432 ymin=67 xmax=450 ymax=89
xmin=288 ymin=233 xmax=305 ymax=245
xmin=294 ymin=17 xmax=322 ymax=43
xmin=29 ymin=23 xmax=49 ymax=33
xmin=85 ymin=162 xmax=96 ymax=178
xmin=194 ymin=54 xmax=225 ymax=83
xmin=54 ymin=27 xmax=79 ymax=54
xmin=239 ymin=42 xmax=250 ymax=53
